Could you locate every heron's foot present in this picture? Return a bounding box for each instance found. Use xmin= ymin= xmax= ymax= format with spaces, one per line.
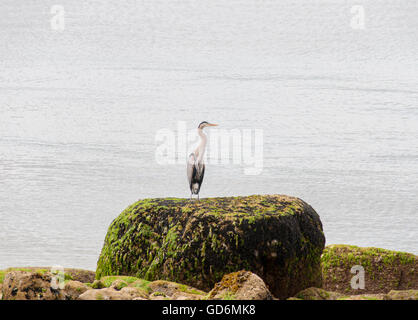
xmin=189 ymin=194 xmax=200 ymax=201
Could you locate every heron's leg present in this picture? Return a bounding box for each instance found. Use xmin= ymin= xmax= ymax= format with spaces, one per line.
xmin=197 ymin=194 xmax=200 ymax=201
xmin=190 ymin=193 xmax=192 ymax=200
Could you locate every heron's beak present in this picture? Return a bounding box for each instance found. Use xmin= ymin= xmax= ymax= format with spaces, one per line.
xmin=208 ymin=123 xmax=218 ymax=126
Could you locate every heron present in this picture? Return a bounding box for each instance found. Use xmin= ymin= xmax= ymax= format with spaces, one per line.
xmin=187 ymin=121 xmax=218 ymax=200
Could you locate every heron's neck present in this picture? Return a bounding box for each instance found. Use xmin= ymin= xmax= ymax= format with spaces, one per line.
xmin=195 ymin=128 xmax=207 ymax=161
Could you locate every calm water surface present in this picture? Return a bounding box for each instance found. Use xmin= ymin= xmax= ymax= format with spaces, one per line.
xmin=0 ymin=1 xmax=417 ymax=270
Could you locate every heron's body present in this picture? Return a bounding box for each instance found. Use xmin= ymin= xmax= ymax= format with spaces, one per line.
xmin=187 ymin=121 xmax=217 ymax=200
xmin=187 ymin=153 xmax=205 ymax=196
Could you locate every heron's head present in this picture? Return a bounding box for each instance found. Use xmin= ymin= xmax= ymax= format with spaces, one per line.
xmin=198 ymin=121 xmax=218 ymax=129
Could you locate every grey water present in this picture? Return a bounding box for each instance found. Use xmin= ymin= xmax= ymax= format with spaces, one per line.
xmin=0 ymin=0 xmax=417 ymax=270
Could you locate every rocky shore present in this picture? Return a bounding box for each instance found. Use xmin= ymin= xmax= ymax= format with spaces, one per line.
xmin=1 ymin=195 xmax=417 ymax=300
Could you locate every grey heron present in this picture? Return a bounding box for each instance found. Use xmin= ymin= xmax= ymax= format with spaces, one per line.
xmin=187 ymin=121 xmax=218 ymax=200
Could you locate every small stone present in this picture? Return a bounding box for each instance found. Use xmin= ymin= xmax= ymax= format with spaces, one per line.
xmin=293 ymin=287 xmax=342 ymax=300
xmin=63 ymin=281 xmax=89 ymax=300
xmin=387 ymin=290 xmax=418 ymax=300
xmin=208 ymin=270 xmax=273 ymax=300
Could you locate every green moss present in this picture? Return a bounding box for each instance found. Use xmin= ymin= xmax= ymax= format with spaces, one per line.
xmin=221 ymin=292 xmax=236 ymax=300
xmin=91 ymin=280 xmax=104 ymax=289
xmin=322 ymin=244 xmax=416 ymax=272
xmin=100 ymin=276 xmax=140 ymax=288
xmin=152 ymin=291 xmax=166 ymax=297
xmin=130 ymin=279 xmax=152 ymax=293
xmin=177 ymin=284 xmax=205 ymax=296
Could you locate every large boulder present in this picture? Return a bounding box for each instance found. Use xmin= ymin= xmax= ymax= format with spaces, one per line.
xmin=321 ymin=245 xmax=417 ymax=295
xmin=96 ymin=195 xmax=325 ymax=299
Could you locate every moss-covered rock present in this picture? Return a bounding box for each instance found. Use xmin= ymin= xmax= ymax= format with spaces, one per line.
xmin=100 ymin=275 xmax=139 ymax=288
xmin=208 ymin=270 xmax=273 ymax=300
xmin=2 ymin=271 xmax=65 ymax=300
xmin=96 ymin=195 xmax=325 ymax=299
xmin=321 ymin=244 xmax=417 ymax=295
xmin=147 ymin=280 xmax=207 ymax=300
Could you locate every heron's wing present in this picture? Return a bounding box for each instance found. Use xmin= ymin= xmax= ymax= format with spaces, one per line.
xmin=198 ymin=163 xmax=205 ymax=184
xmin=187 ymin=153 xmax=196 ymax=187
